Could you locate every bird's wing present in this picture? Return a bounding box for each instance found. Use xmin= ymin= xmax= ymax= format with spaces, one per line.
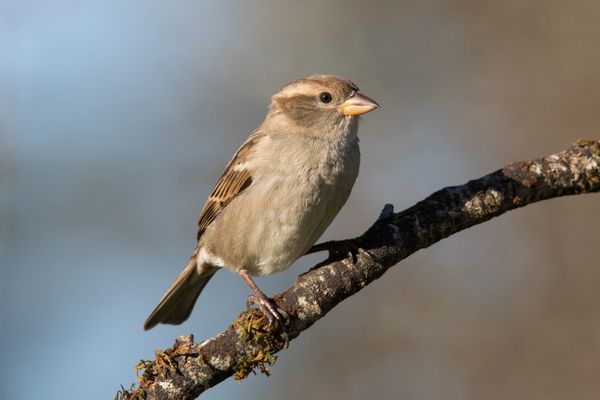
xmin=196 ymin=131 xmax=261 ymax=240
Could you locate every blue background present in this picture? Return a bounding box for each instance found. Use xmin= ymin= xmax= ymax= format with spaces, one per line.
xmin=2 ymin=1 xmax=600 ymax=399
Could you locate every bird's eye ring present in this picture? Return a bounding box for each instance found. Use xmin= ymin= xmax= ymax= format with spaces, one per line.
xmin=319 ymin=92 xmax=333 ymax=103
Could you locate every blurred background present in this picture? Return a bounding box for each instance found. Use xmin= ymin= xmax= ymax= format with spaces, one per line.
xmin=2 ymin=1 xmax=600 ymax=399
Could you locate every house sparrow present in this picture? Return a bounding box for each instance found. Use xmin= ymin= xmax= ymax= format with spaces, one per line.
xmin=144 ymin=74 xmax=379 ymax=330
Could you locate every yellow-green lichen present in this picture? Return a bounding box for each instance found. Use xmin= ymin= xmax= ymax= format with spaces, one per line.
xmin=154 ymin=349 xmax=178 ymax=378
xmin=135 ymin=358 xmax=154 ymax=384
xmin=232 ymin=309 xmax=283 ymax=380
xmin=114 ymin=358 xmax=152 ymax=399
xmin=117 ymin=339 xmax=196 ymax=399
xmin=576 ymin=138 xmax=595 ymax=147
xmin=576 ymin=138 xmax=600 ymax=157
xmin=114 ymin=383 xmax=144 ymax=400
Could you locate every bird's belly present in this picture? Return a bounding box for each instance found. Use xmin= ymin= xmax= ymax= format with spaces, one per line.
xmin=248 ymin=178 xmax=350 ymax=275
xmin=201 ymin=173 xmax=354 ymax=276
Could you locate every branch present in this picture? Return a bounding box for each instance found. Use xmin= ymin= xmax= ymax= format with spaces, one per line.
xmin=118 ymin=140 xmax=600 ymax=400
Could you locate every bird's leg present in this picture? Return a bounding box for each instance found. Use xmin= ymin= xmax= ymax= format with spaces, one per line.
xmin=239 ymin=268 xmax=289 ymax=326
xmin=306 ymin=239 xmax=380 ymax=265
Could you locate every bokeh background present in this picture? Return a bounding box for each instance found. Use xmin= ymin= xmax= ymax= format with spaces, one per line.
xmin=2 ymin=1 xmax=600 ymax=399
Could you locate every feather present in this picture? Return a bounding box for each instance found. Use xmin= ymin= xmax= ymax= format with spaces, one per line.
xmin=196 ymin=131 xmax=259 ymax=240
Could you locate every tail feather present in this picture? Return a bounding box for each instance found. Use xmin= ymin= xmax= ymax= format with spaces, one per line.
xmin=144 ymin=256 xmax=217 ymax=330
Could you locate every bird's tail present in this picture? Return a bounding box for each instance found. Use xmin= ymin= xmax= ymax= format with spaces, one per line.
xmin=144 ymin=253 xmax=217 ymax=330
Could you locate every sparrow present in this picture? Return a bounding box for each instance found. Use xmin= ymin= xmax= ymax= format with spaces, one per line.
xmin=144 ymin=74 xmax=379 ymax=330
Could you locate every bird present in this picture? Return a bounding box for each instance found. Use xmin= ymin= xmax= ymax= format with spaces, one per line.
xmin=144 ymin=74 xmax=379 ymax=330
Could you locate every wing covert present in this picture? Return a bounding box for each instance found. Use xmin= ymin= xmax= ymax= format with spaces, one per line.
xmin=196 ymin=132 xmax=260 ymax=240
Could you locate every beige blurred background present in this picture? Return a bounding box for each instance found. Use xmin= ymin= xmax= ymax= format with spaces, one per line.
xmin=2 ymin=1 xmax=600 ymax=399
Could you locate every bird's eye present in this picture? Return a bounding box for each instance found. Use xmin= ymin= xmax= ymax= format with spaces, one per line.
xmin=319 ymin=92 xmax=333 ymax=103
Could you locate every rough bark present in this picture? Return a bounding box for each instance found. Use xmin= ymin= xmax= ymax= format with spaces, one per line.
xmin=117 ymin=140 xmax=600 ymax=400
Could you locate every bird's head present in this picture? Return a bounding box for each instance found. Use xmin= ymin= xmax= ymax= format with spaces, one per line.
xmin=266 ymin=74 xmax=379 ymax=134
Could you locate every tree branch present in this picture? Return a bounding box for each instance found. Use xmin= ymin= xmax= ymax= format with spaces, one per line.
xmin=118 ymin=140 xmax=600 ymax=400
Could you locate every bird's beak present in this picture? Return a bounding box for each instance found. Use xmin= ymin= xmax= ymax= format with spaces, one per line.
xmin=337 ymin=92 xmax=380 ymax=116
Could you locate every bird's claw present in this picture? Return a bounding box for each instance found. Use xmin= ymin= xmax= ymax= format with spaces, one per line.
xmin=308 ymin=239 xmax=380 ymax=265
xmin=247 ymin=294 xmax=289 ymax=328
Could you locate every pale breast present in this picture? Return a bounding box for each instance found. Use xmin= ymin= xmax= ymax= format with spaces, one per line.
xmin=199 ymin=130 xmax=360 ymax=276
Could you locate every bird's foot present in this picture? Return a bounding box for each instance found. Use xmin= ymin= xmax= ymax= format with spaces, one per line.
xmin=246 ymin=293 xmax=289 ymax=327
xmin=243 ymin=290 xmax=290 ymax=348
xmin=239 ymin=268 xmax=289 ymax=329
xmin=306 ymin=239 xmax=380 ymax=265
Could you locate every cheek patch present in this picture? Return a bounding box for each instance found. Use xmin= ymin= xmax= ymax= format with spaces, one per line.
xmin=278 ymin=95 xmax=323 ymax=127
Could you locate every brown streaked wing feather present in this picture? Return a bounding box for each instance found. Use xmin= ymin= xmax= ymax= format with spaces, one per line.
xmin=196 ymin=132 xmax=260 ymax=240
